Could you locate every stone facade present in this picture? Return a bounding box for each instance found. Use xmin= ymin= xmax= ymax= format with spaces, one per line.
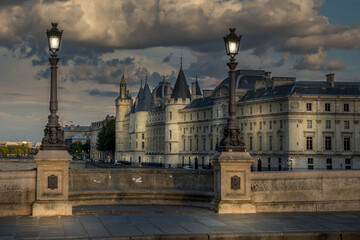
xmin=116 ymin=68 xmax=360 ymax=170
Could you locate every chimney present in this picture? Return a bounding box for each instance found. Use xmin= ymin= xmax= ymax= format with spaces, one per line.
xmin=191 ymin=82 xmax=196 ymax=101
xmin=265 ymin=71 xmax=272 ymax=79
xmin=326 ymin=73 xmax=335 ymax=87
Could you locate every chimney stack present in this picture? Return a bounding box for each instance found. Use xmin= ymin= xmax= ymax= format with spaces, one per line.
xmin=326 ymin=73 xmax=335 ymax=87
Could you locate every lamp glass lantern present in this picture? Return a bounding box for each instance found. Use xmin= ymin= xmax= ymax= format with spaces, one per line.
xmin=224 ymin=28 xmax=241 ymax=57
xmin=47 ymin=23 xmax=63 ymax=53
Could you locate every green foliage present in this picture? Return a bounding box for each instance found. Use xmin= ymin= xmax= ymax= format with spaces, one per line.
xmin=82 ymin=140 xmax=90 ymax=154
xmin=96 ymin=119 xmax=115 ymax=152
xmin=0 ymin=144 xmax=38 ymax=157
xmin=69 ymin=142 xmax=83 ymax=156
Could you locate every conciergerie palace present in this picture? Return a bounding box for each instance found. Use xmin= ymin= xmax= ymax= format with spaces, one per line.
xmin=114 ymin=62 xmax=360 ymax=171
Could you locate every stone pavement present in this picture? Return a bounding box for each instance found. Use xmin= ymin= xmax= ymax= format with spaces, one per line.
xmin=0 ymin=206 xmax=360 ymax=239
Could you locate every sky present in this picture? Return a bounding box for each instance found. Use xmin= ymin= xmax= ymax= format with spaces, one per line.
xmin=0 ymin=0 xmax=360 ymax=143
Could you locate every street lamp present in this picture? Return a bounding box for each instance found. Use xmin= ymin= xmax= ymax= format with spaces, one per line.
xmin=289 ymin=157 xmax=293 ymax=171
xmin=41 ymin=23 xmax=65 ymax=150
xmin=219 ymin=28 xmax=245 ymax=152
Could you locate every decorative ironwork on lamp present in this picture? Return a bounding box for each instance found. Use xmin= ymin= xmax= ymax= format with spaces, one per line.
xmin=218 ymin=28 xmax=245 ymax=152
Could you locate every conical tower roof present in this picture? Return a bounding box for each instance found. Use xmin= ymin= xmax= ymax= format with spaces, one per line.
xmin=171 ymin=66 xmax=191 ymax=100
xmin=195 ymin=78 xmax=202 ymax=95
xmin=135 ymin=81 xmax=154 ymax=111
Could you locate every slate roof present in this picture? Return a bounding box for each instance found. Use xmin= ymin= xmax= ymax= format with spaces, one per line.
xmin=220 ymin=69 xmax=267 ymax=89
xmin=183 ymin=96 xmax=214 ymax=109
xmin=171 ymin=67 xmax=191 ymax=100
xmin=131 ymin=86 xmax=143 ymax=113
xmin=63 ymin=126 xmax=90 ymax=131
xmin=240 ymin=81 xmax=360 ymax=102
xmin=135 ymin=82 xmax=154 ymax=111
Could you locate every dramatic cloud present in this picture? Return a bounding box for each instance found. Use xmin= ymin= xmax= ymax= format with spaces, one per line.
xmin=86 ymin=89 xmax=118 ymax=98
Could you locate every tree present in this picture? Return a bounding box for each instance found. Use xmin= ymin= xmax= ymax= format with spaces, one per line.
xmin=69 ymin=142 xmax=83 ymax=157
xmin=82 ymin=140 xmax=90 ymax=155
xmin=96 ymin=119 xmax=115 ymax=158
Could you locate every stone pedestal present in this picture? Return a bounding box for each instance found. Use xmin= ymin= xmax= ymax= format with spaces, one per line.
xmin=32 ymin=150 xmax=72 ymax=216
xmin=212 ymin=151 xmax=256 ymax=214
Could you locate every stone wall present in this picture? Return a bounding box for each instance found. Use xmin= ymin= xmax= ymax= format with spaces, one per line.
xmin=0 ymin=158 xmax=86 ymax=171
xmin=251 ymin=170 xmax=360 ymax=212
xmin=0 ymin=170 xmax=36 ymax=216
xmin=69 ymin=168 xmax=214 ymax=207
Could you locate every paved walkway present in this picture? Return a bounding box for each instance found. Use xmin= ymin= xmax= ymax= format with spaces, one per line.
xmin=0 ymin=206 xmax=360 ymax=239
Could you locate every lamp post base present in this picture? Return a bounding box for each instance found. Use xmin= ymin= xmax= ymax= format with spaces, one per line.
xmin=32 ymin=200 xmax=72 ymax=216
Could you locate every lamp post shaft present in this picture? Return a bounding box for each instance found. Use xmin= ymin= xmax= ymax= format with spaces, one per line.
xmin=41 ymin=53 xmax=65 ymax=150
xmin=49 ymin=54 xmax=59 ymax=115
xmin=219 ymin=57 xmax=245 ymax=152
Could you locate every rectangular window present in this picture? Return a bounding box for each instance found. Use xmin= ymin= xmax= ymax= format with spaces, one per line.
xmin=325 ymin=103 xmax=331 ymax=111
xmin=183 ymin=139 xmax=185 ymax=151
xmin=241 ymin=123 xmax=243 ymax=131
xmin=306 ymin=136 xmax=313 ymax=150
xmin=269 ymin=104 xmax=272 ymax=113
xmin=249 ymin=137 xmax=253 ymax=150
xmin=183 ymin=114 xmax=186 ymax=121
xmin=210 ymin=138 xmax=213 ymax=151
xmin=142 ymin=142 xmax=145 ymax=149
xmin=142 ymin=133 xmax=145 ymax=139
xmin=250 ymin=122 xmax=253 ymax=131
xmin=136 ymin=133 xmax=138 ymax=139
xmin=279 ymin=136 xmax=283 ymax=150
xmin=278 ymin=158 xmax=282 ymax=171
xmin=169 ymin=130 xmax=172 ymax=139
xmin=325 ymin=136 xmax=331 ymax=150
xmin=259 ymin=122 xmax=262 ymax=130
xmin=250 ymin=107 xmax=253 ymax=114
xmin=169 ymin=143 xmax=172 ymax=152
xmin=327 ymin=158 xmax=332 ymax=170
xmin=196 ymin=139 xmax=199 ymax=151
xmin=268 ymin=158 xmax=271 ymax=171
xmin=307 ymin=120 xmax=312 ymax=129
xmin=345 ymin=159 xmax=351 ymax=169
xmin=189 ymin=139 xmax=192 ymax=151
xmin=269 ymin=136 xmax=272 ymax=151
xmin=190 ymin=114 xmax=192 ymax=120
xmin=241 ymin=108 xmax=243 ymax=115
xmin=197 ymin=112 xmax=199 ymax=120
xmin=259 ymin=136 xmax=262 ymax=150
xmin=169 ymin=112 xmax=172 ymax=120
xmin=280 ymin=120 xmax=283 ymax=129
xmin=306 ymin=103 xmax=312 ymax=111
xmin=203 ymin=139 xmax=206 ymax=151
xmin=203 ymin=112 xmax=206 ymax=119
xmin=308 ymin=158 xmax=314 ymax=170
xmin=344 ymin=121 xmax=350 ymax=129
xmin=344 ymin=137 xmax=350 ymax=151
xmin=139 ymin=156 xmax=141 ymax=163
xmin=260 ymin=105 xmax=262 ymax=113
xmin=269 ymin=121 xmax=272 ymax=130
xmin=136 ymin=142 xmax=138 ymax=148
xmin=344 ymin=103 xmax=349 ymax=112
xmin=325 ymin=120 xmax=331 ymax=129
xmin=280 ymin=103 xmax=283 ymax=112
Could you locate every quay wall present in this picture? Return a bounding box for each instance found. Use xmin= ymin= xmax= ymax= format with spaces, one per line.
xmin=0 ymin=170 xmax=36 ymax=216
xmin=251 ymin=170 xmax=360 ymax=212
xmin=68 ymin=168 xmax=214 ymax=207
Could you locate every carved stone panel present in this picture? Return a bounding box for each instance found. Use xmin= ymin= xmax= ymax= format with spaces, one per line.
xmin=231 ymin=175 xmax=241 ymax=190
xmin=48 ymin=174 xmax=58 ymax=190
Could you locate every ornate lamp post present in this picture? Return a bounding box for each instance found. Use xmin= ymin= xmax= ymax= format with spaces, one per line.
xmin=219 ymin=28 xmax=245 ymax=152
xmin=41 ymin=23 xmax=65 ymax=150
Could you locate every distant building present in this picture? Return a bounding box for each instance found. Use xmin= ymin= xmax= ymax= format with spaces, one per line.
xmin=90 ymin=115 xmax=115 ymax=161
xmin=0 ymin=141 xmax=32 ymax=148
xmin=63 ymin=125 xmax=91 ymax=149
xmin=115 ymin=64 xmax=360 ymax=170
